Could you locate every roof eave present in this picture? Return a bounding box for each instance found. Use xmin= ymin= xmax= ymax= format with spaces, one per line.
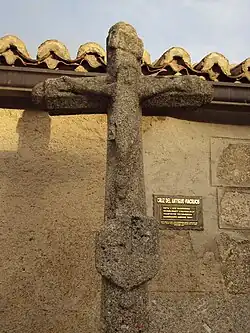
xmin=0 ymin=66 xmax=249 ymax=124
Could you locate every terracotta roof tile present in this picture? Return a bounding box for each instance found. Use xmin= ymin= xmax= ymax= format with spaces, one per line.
xmin=0 ymin=35 xmax=249 ymax=83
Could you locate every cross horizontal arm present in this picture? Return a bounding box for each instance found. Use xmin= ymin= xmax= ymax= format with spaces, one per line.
xmin=56 ymin=76 xmax=113 ymax=96
xmin=32 ymin=75 xmax=112 ymax=113
xmin=139 ymin=75 xmax=214 ymax=109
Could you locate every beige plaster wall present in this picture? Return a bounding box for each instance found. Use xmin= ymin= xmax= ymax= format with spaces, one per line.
xmin=0 ymin=110 xmax=107 ymax=333
xmin=0 ymin=110 xmax=249 ymax=333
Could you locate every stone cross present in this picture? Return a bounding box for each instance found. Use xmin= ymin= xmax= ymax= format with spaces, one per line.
xmin=32 ymin=22 xmax=213 ymax=333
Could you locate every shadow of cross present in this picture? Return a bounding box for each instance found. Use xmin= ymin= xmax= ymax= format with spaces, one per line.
xmin=32 ymin=22 xmax=213 ymax=333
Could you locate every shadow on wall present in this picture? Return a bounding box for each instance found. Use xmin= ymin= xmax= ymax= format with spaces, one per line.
xmin=0 ymin=110 xmax=104 ymax=333
xmin=17 ymin=109 xmax=51 ymax=153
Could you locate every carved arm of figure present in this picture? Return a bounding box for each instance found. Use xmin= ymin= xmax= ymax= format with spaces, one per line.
xmin=32 ymin=75 xmax=115 ymax=112
xmin=139 ymin=75 xmax=213 ymax=109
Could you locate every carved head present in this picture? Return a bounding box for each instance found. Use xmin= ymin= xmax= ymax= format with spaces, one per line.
xmin=107 ymin=22 xmax=144 ymax=60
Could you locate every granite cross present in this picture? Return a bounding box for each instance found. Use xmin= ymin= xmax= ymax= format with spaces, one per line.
xmin=32 ymin=22 xmax=213 ymax=333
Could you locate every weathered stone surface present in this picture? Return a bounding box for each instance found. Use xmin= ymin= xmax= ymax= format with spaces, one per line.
xmin=96 ymin=215 xmax=159 ymax=290
xmin=99 ymin=22 xmax=160 ymax=332
xmin=107 ymin=22 xmax=144 ymax=61
xmin=149 ymin=293 xmax=234 ymax=333
xmin=32 ymin=21 xmax=213 ymax=333
xmin=101 ymin=281 xmax=148 ymax=333
xmin=217 ymin=232 xmax=250 ymax=294
xmin=32 ymin=76 xmax=109 ymax=115
xmin=230 ymin=295 xmax=250 ymax=333
xmin=211 ymin=137 xmax=250 ymax=187
xmin=141 ymin=75 xmax=213 ymax=110
xmin=198 ymin=248 xmax=224 ymax=292
xmin=218 ymin=188 xmax=250 ymax=229
xmin=218 ymin=143 xmax=250 ymax=185
xmin=149 ymin=292 xmax=250 ymax=333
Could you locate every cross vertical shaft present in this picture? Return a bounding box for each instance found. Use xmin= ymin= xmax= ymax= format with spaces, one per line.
xmin=98 ymin=23 xmax=157 ymax=333
xmin=105 ymin=38 xmax=146 ymax=219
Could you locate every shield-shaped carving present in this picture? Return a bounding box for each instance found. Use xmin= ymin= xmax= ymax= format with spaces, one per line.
xmin=96 ymin=215 xmax=160 ymax=290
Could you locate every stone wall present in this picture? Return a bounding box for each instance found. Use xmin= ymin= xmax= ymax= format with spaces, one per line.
xmin=0 ymin=110 xmax=249 ymax=333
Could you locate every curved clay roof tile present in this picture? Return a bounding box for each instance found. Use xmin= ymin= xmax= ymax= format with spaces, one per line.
xmin=84 ymin=54 xmax=105 ymax=68
xmin=0 ymin=34 xmax=249 ymax=83
xmin=230 ymin=58 xmax=250 ymax=80
xmin=143 ymin=50 xmax=151 ymax=65
xmin=1 ymin=49 xmax=19 ymax=65
xmin=0 ymin=35 xmax=30 ymax=58
xmin=153 ymin=47 xmax=192 ymax=68
xmin=75 ymin=65 xmax=88 ymax=72
xmin=241 ymin=58 xmax=250 ymax=74
xmin=37 ymin=40 xmax=71 ymax=61
xmin=77 ymin=42 xmax=106 ymax=60
xmin=194 ymin=52 xmax=231 ymax=78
